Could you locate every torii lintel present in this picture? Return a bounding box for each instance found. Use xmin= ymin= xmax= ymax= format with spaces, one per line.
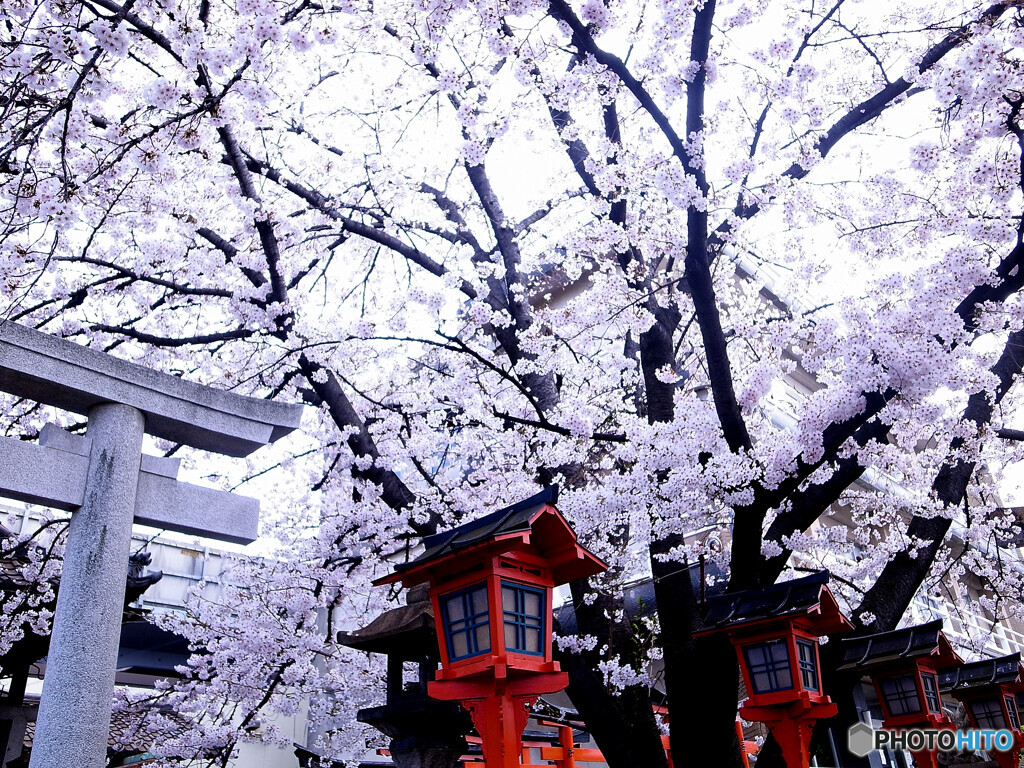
xmin=0 ymin=321 xmax=303 ymax=457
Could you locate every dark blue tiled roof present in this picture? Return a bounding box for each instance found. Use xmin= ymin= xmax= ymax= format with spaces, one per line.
xmin=940 ymin=653 xmax=1021 ymax=693
xmin=396 ymin=486 xmax=558 ymax=572
xmin=837 ymin=620 xmax=946 ymax=670
xmin=701 ymin=571 xmax=831 ymax=628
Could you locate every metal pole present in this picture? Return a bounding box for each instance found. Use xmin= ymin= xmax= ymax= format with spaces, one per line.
xmin=30 ymin=403 xmax=145 ymax=768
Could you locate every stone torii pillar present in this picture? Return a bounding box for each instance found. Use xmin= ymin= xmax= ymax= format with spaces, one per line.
xmin=0 ymin=321 xmax=304 ymax=768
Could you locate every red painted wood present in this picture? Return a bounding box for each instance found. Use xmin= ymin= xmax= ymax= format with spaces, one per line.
xmin=383 ymin=500 xmax=608 ymax=767
xmin=953 ymin=683 xmax=1024 ymax=768
xmin=708 ymin=598 xmax=850 ymax=768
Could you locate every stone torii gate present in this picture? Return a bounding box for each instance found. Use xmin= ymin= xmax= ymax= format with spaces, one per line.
xmin=0 ymin=321 xmax=304 ymax=768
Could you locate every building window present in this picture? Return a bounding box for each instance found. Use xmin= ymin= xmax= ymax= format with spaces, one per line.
xmin=796 ymin=638 xmax=819 ymax=691
xmin=972 ymin=698 xmax=1007 ymax=730
xmin=1005 ymin=696 xmax=1021 ymax=730
xmin=502 ymin=582 xmax=544 ymax=654
xmin=442 ymin=584 xmax=490 ymax=660
xmin=744 ymin=639 xmax=793 ymax=694
xmin=921 ymin=673 xmax=942 ymax=714
xmin=880 ymin=675 xmax=922 ymax=717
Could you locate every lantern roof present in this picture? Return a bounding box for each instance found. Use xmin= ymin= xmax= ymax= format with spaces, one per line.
xmin=939 ymin=653 xmax=1024 ymax=694
xmin=836 ymin=620 xmax=962 ymax=671
xmin=337 ymin=584 xmax=437 ymax=660
xmin=700 ymin=570 xmax=853 ymax=635
xmin=375 ymin=486 xmax=608 ymax=587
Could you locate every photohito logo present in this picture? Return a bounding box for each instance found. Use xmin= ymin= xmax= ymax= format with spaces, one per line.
xmin=847 ymin=722 xmax=1016 ymax=757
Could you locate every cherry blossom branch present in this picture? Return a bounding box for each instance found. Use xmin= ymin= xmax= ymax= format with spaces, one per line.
xmin=493 ymin=409 xmax=627 ymax=443
xmin=760 ymin=419 xmax=893 ymax=582
xmin=54 ymin=255 xmax=234 ymax=298
xmin=240 ymin=152 xmax=480 ymax=299
xmin=418 ymin=181 xmax=489 ymax=259
xmin=296 ymin=354 xmax=441 ymax=536
xmin=83 ymin=0 xmax=183 ymax=65
xmin=738 ymin=0 xmax=845 ymax=198
xmin=547 ymin=0 xmax=686 ymax=161
xmin=727 ymin=0 xmax=1018 ymax=230
xmin=955 ymin=95 xmax=1024 ymax=330
xmin=546 ymin=102 xmax=603 ymax=198
xmin=195 ymin=227 xmax=269 ymax=291
xmin=857 ymin=323 xmax=1024 ymax=631
xmin=89 ymin=325 xmax=255 ymax=346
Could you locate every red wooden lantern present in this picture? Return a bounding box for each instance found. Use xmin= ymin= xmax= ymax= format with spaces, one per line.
xmin=697 ymin=571 xmax=854 ymax=768
xmin=837 ymin=620 xmax=962 ymax=768
xmin=940 ymin=653 xmax=1024 ymax=768
xmin=375 ymin=487 xmax=607 ymax=768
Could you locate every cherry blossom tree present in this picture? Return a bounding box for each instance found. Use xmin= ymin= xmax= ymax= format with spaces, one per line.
xmin=2 ymin=0 xmax=1024 ymax=764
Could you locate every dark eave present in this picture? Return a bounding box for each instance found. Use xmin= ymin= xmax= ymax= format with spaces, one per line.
xmin=702 ymin=571 xmax=833 ymax=629
xmin=374 ymin=486 xmax=607 ymax=588
xmin=940 ymin=653 xmax=1023 ymax=694
xmin=337 ymin=586 xmax=437 ymax=658
xmin=837 ymin=620 xmax=962 ymax=671
xmin=397 ymin=486 xmax=559 ymax=572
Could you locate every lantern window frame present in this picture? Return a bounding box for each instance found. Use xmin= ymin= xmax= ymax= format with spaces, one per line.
xmin=880 ymin=674 xmax=924 ymax=718
xmin=1005 ymin=695 xmax=1021 ymax=730
xmin=796 ymin=638 xmax=820 ymax=692
xmin=440 ymin=581 xmax=492 ymax=662
xmin=743 ymin=638 xmax=795 ymax=695
xmin=500 ymin=580 xmax=545 ymax=656
xmin=921 ymin=673 xmax=942 ymax=715
xmin=971 ymin=697 xmax=1006 ymax=729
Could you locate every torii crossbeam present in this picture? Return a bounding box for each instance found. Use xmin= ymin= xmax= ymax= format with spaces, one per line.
xmin=0 ymin=321 xmax=303 ymax=768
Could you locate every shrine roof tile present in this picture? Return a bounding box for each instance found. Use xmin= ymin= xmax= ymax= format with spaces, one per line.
xmin=701 ymin=571 xmax=831 ymax=628
xmin=939 ymin=653 xmax=1022 ymax=693
xmin=395 ymin=486 xmax=558 ymax=572
xmin=836 ymin=620 xmax=960 ymax=670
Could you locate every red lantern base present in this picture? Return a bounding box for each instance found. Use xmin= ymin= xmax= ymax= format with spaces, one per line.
xmin=741 ymin=699 xmax=837 ymax=768
xmin=429 ymin=672 xmax=569 ymax=768
xmin=878 ymin=713 xmax=954 ymax=768
xmin=763 ymin=718 xmax=815 ymax=768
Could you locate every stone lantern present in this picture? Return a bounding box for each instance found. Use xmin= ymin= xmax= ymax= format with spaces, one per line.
xmin=697 ymin=571 xmax=854 ymax=768
xmin=374 ymin=487 xmax=607 ymax=768
xmin=337 ymin=584 xmax=471 ymax=768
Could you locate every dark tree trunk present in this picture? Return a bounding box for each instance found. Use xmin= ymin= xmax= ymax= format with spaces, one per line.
xmin=559 ymin=581 xmax=670 ymax=768
xmin=652 ymin=536 xmax=744 ymax=767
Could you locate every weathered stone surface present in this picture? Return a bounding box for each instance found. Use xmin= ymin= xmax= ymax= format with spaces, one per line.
xmin=134 ymin=469 xmax=259 ymax=544
xmin=0 ymin=435 xmax=89 ymax=510
xmin=0 ymin=432 xmax=260 ymax=543
xmin=0 ymin=321 xmax=303 ymax=456
xmin=0 ymin=324 xmax=305 ymax=768
xmin=29 ymin=403 xmax=145 ymax=768
xmin=359 ymin=699 xmax=471 ymax=768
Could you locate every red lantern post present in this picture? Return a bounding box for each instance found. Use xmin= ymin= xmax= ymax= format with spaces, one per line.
xmin=375 ymin=487 xmax=607 ymax=768
xmin=940 ymin=653 xmax=1024 ymax=768
xmin=837 ymin=620 xmax=962 ymax=768
xmin=696 ymin=571 xmax=854 ymax=768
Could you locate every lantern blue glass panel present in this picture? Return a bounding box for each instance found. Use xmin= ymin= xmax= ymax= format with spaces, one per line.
xmin=922 ymin=673 xmax=942 ymax=714
xmin=972 ymin=697 xmax=1006 ymax=729
xmin=744 ymin=639 xmax=794 ymax=694
xmin=501 ymin=582 xmax=544 ymax=655
xmin=881 ymin=674 xmax=922 ymax=716
xmin=442 ymin=583 xmax=491 ymax=660
xmin=1005 ymin=696 xmax=1020 ymax=730
xmin=796 ymin=638 xmax=819 ymax=691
